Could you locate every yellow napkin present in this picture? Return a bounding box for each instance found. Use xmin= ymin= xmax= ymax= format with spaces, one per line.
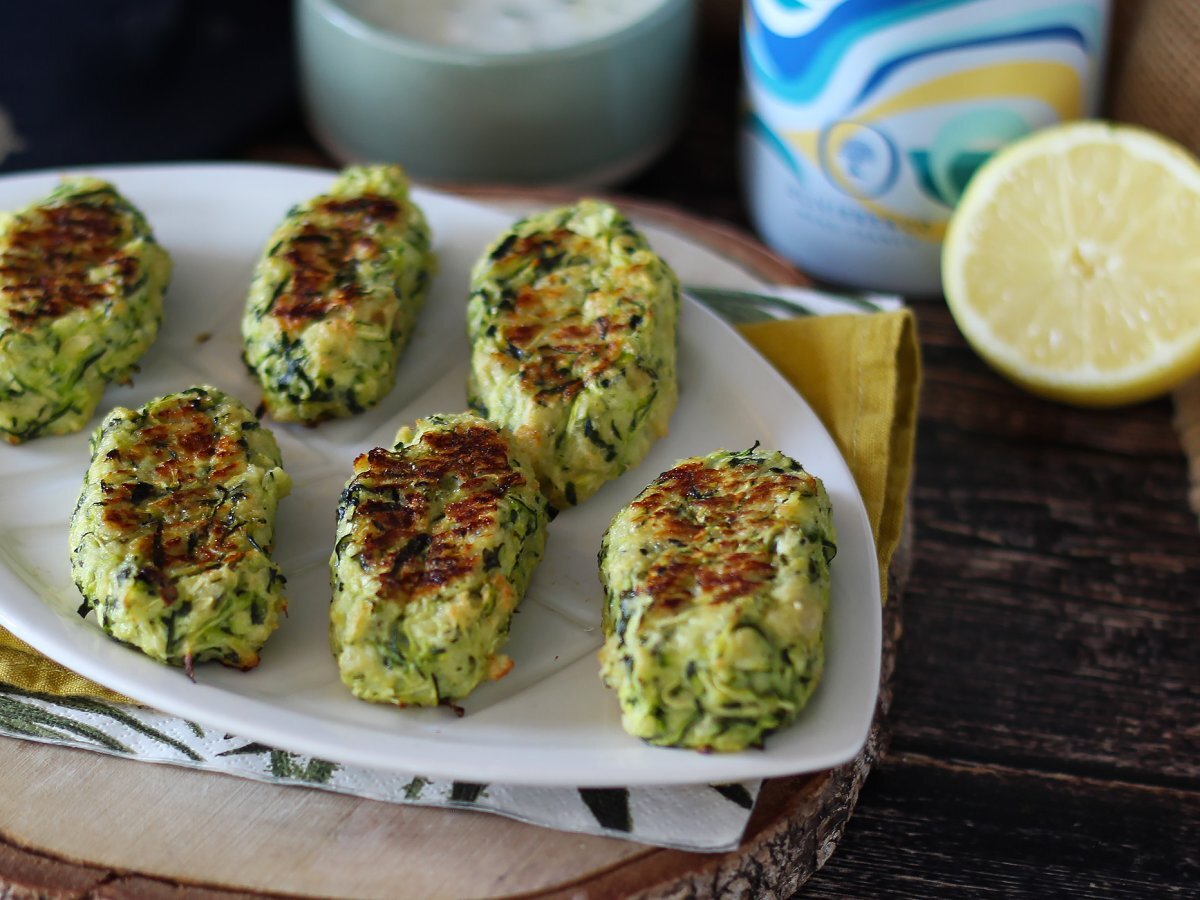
xmin=0 ymin=629 xmax=130 ymax=703
xmin=740 ymin=310 xmax=920 ymax=602
xmin=0 ymin=310 xmax=920 ymax=702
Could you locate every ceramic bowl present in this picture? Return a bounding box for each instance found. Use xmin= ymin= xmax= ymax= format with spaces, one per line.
xmin=295 ymin=0 xmax=697 ymax=186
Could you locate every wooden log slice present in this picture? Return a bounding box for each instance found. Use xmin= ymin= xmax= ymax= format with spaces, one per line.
xmin=0 ymin=188 xmax=908 ymax=900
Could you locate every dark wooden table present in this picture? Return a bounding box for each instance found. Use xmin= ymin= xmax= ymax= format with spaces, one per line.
xmin=248 ymin=18 xmax=1200 ymax=897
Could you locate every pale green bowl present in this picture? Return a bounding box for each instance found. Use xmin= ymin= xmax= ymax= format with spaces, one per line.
xmin=296 ymin=0 xmax=697 ymax=186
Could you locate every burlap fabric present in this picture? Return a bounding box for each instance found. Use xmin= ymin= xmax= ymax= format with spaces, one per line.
xmin=1110 ymin=0 xmax=1200 ymax=152
xmin=1108 ymin=0 xmax=1200 ymax=519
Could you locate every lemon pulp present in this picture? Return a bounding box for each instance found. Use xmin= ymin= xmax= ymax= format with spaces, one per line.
xmin=942 ymin=121 xmax=1200 ymax=407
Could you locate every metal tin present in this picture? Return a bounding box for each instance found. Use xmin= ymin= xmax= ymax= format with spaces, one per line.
xmin=741 ymin=0 xmax=1111 ymax=294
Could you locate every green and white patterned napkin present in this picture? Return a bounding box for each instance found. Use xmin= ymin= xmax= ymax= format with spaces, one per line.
xmin=0 ymin=681 xmax=759 ymax=851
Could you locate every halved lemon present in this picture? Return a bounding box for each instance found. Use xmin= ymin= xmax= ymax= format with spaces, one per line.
xmin=942 ymin=121 xmax=1200 ymax=407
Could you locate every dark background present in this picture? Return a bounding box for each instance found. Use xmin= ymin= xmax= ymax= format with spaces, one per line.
xmin=0 ymin=1 xmax=296 ymax=173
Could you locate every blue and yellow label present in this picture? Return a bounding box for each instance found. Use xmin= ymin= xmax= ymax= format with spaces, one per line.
xmin=741 ymin=0 xmax=1109 ymax=292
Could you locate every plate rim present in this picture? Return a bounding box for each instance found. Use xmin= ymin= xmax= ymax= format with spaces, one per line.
xmin=0 ymin=162 xmax=881 ymax=786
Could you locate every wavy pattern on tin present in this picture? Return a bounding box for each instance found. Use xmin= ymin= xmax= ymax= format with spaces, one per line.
xmin=745 ymin=0 xmax=1102 ymax=106
xmin=743 ymin=0 xmax=1106 ymax=217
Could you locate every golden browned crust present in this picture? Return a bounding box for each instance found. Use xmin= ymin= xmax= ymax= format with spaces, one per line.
xmin=94 ymin=395 xmax=253 ymax=606
xmin=348 ymin=422 xmax=526 ymax=601
xmin=0 ymin=201 xmax=135 ymax=327
xmin=488 ymin=234 xmax=645 ymax=408
xmin=629 ymin=458 xmax=822 ymax=613
xmin=269 ymin=195 xmax=400 ymax=335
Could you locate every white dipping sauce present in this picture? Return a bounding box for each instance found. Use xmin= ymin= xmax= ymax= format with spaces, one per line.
xmin=340 ymin=0 xmax=672 ymax=53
